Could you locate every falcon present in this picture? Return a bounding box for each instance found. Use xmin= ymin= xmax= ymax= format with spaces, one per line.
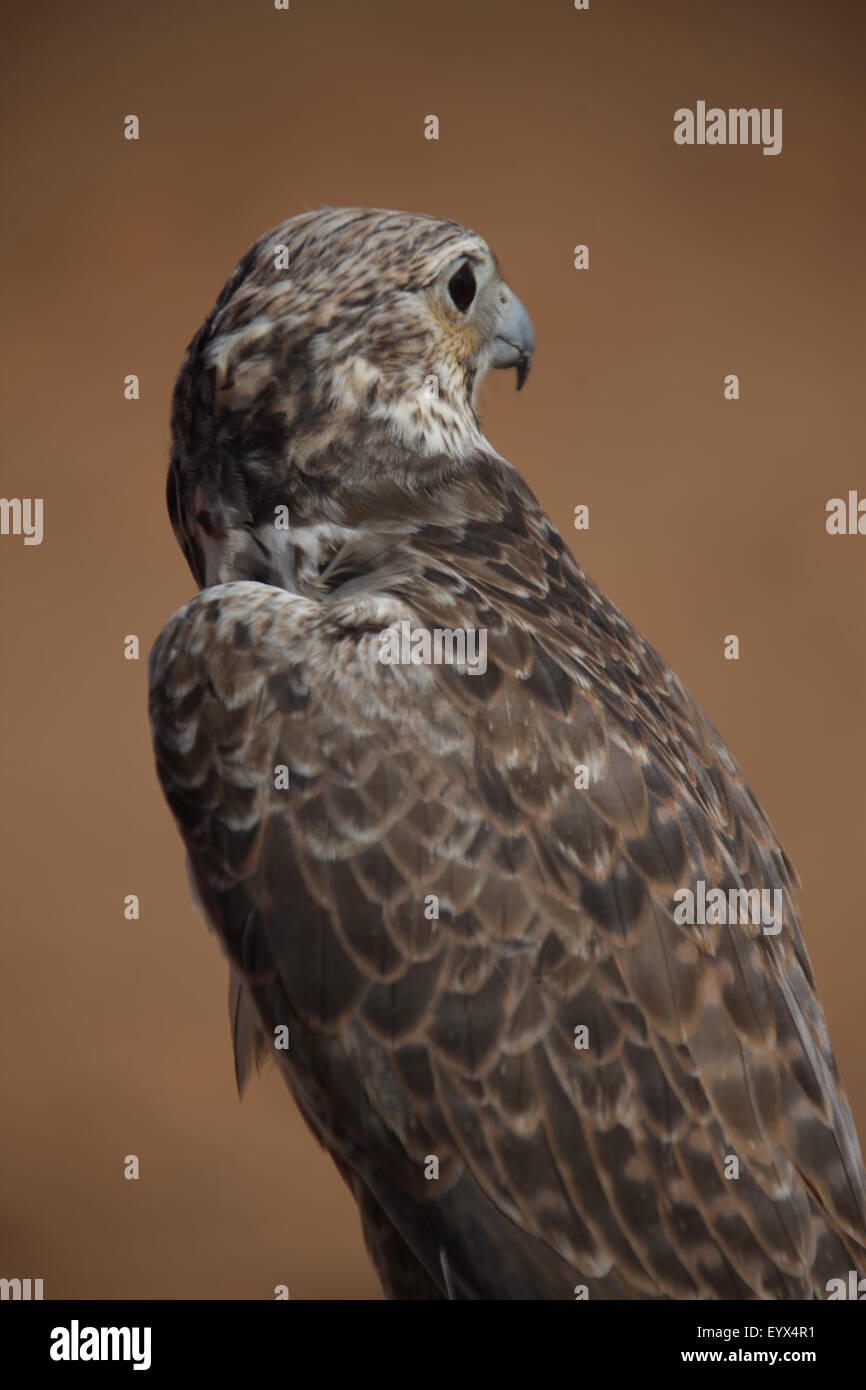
xmin=149 ymin=207 xmax=866 ymax=1299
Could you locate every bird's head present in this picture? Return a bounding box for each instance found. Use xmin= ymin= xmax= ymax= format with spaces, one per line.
xmin=169 ymin=208 xmax=534 ymax=583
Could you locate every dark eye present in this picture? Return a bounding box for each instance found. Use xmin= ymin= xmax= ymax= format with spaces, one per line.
xmin=448 ymin=262 xmax=476 ymax=312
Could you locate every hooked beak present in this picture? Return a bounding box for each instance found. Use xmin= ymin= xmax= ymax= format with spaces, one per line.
xmin=490 ymin=289 xmax=535 ymax=390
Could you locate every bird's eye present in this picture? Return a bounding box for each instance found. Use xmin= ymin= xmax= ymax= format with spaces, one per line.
xmin=448 ymin=262 xmax=476 ymax=313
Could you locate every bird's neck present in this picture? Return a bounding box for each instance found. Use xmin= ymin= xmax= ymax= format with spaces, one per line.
xmin=187 ymin=443 xmax=539 ymax=598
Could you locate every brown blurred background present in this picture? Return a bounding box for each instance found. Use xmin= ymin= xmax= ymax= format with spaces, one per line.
xmin=1 ymin=0 xmax=863 ymax=1299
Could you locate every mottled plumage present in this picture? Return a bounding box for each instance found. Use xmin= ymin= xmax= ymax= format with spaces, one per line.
xmin=150 ymin=208 xmax=866 ymax=1299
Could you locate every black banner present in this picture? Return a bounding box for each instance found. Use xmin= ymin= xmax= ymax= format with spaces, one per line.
xmin=2 ymin=1298 xmax=861 ymax=1375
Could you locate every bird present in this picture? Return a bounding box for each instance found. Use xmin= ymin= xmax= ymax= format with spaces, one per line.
xmin=149 ymin=206 xmax=866 ymax=1299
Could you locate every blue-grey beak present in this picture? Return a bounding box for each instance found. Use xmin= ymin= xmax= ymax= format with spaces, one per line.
xmin=490 ymin=290 xmax=535 ymax=390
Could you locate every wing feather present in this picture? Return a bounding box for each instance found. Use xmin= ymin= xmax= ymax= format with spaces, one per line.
xmin=150 ymin=482 xmax=866 ymax=1299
